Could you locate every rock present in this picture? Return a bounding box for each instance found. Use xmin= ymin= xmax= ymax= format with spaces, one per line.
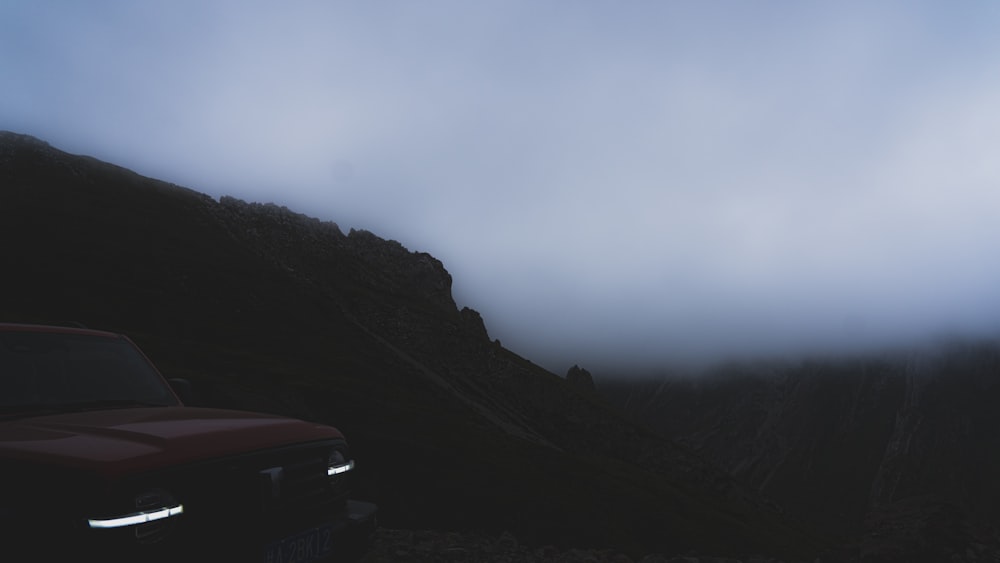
xmin=495 ymin=530 xmax=519 ymax=552
xmin=461 ymin=307 xmax=490 ymax=341
xmin=566 ymin=364 xmax=596 ymax=392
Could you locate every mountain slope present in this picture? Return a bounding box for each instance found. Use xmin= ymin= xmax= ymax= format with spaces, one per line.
xmin=0 ymin=131 xmax=825 ymax=559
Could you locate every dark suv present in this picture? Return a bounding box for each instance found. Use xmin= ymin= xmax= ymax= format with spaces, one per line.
xmin=0 ymin=323 xmax=377 ymax=562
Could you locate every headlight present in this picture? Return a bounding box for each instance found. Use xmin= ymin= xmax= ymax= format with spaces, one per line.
xmin=87 ymin=489 xmax=183 ymax=543
xmin=86 ymin=505 xmax=184 ymax=529
xmin=328 ymin=450 xmax=354 ymax=476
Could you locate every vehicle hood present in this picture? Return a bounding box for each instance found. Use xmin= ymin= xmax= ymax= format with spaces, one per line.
xmin=0 ymin=407 xmax=344 ymax=477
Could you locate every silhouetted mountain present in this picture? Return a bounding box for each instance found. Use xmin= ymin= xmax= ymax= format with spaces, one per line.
xmin=0 ymin=131 xmax=826 ymax=560
xmin=601 ymin=344 xmax=1000 ymax=562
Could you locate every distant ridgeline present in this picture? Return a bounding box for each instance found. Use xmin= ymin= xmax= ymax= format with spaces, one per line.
xmin=601 ymin=343 xmax=1000 ymax=561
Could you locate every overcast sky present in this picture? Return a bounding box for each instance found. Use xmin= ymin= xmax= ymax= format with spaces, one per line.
xmin=4 ymin=1 xmax=1000 ymax=373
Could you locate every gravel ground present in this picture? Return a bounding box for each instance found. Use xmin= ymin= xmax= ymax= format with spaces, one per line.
xmin=356 ymin=528 xmax=798 ymax=563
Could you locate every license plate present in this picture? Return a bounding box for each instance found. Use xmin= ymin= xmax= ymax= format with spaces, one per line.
xmin=264 ymin=522 xmax=335 ymax=563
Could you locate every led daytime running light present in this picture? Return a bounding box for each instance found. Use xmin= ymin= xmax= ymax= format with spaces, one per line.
xmin=88 ymin=504 xmax=184 ymax=529
xmin=328 ymin=460 xmax=354 ymax=476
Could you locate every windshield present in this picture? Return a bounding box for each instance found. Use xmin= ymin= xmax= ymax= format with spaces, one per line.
xmin=0 ymin=330 xmax=178 ymax=413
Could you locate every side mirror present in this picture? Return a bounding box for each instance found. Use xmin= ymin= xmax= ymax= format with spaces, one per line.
xmin=167 ymin=378 xmax=194 ymax=405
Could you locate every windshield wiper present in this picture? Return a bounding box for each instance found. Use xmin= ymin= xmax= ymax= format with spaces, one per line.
xmin=0 ymin=404 xmax=67 ymax=419
xmin=52 ymin=399 xmax=171 ymax=412
xmin=0 ymin=400 xmax=170 ymax=419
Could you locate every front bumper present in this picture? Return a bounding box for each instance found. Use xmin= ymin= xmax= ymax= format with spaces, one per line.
xmin=262 ymin=499 xmax=379 ymax=563
xmin=4 ymin=499 xmax=378 ymax=563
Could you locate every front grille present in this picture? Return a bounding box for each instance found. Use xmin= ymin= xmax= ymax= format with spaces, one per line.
xmin=258 ymin=454 xmax=333 ymax=513
xmin=129 ymin=440 xmax=351 ymax=548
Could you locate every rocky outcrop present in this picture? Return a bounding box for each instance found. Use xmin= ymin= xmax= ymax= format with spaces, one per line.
xmin=345 ymin=228 xmax=456 ymax=310
xmin=566 ymin=364 xmax=596 ymax=392
xmin=215 ymin=196 xmax=456 ymax=311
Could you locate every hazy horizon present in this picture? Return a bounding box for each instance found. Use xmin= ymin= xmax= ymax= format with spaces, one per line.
xmin=4 ymin=2 xmax=1000 ymax=374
